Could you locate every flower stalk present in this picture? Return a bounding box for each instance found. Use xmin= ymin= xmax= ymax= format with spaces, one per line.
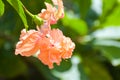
xmin=23 ymin=6 xmax=43 ymax=27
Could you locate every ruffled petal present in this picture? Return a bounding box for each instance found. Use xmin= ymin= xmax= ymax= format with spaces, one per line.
xmin=15 ymin=29 xmax=41 ymax=56
xmin=38 ymin=0 xmax=64 ymax=24
xmin=38 ymin=28 xmax=75 ymax=68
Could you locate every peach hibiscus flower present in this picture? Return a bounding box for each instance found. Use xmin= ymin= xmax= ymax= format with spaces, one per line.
xmin=15 ymin=24 xmax=75 ymax=69
xmin=38 ymin=0 xmax=64 ymax=24
xmin=15 ymin=0 xmax=75 ymax=69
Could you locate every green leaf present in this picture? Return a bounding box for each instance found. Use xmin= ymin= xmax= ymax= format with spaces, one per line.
xmin=93 ymin=39 xmax=120 ymax=66
xmin=82 ymin=54 xmax=112 ymax=80
xmin=79 ymin=0 xmax=91 ymax=19
xmin=26 ymin=57 xmax=58 ymax=80
xmin=0 ymin=49 xmax=27 ymax=78
xmin=91 ymin=27 xmax=120 ymax=40
xmin=53 ymin=59 xmax=72 ymax=72
xmin=52 ymin=56 xmax=88 ymax=80
xmin=62 ymin=12 xmax=88 ymax=35
xmin=7 ymin=0 xmax=28 ymax=29
xmin=94 ymin=40 xmax=120 ymax=48
xmin=82 ymin=26 xmax=120 ymax=44
xmin=101 ymin=46 xmax=120 ymax=66
xmin=102 ymin=0 xmax=117 ymax=17
xmin=0 ymin=0 xmax=4 ymax=16
xmin=91 ymin=26 xmax=120 ymax=66
xmin=102 ymin=4 xmax=120 ymax=26
xmin=92 ymin=25 xmax=120 ymax=66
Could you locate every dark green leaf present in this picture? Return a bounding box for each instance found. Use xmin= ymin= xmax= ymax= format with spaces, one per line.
xmin=0 ymin=0 xmax=4 ymax=16
xmin=99 ymin=46 xmax=120 ymax=66
xmin=79 ymin=0 xmax=91 ymax=19
xmin=62 ymin=12 xmax=88 ymax=35
xmin=53 ymin=59 xmax=72 ymax=72
xmin=93 ymin=39 xmax=120 ymax=66
xmin=82 ymin=54 xmax=112 ymax=80
xmin=0 ymin=50 xmax=27 ymax=78
xmin=7 ymin=0 xmax=28 ymax=29
xmin=26 ymin=57 xmax=59 ymax=80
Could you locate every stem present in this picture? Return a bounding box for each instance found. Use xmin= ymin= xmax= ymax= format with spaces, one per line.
xmin=23 ymin=6 xmax=43 ymax=26
xmin=23 ymin=6 xmax=34 ymax=18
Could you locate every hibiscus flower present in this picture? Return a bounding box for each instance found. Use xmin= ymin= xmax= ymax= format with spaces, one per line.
xmin=15 ymin=23 xmax=75 ymax=68
xmin=15 ymin=0 xmax=75 ymax=69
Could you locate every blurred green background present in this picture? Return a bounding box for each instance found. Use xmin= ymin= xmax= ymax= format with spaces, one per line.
xmin=0 ymin=0 xmax=120 ymax=80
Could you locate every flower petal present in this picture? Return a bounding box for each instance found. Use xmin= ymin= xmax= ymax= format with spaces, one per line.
xmin=38 ymin=0 xmax=64 ymax=24
xmin=38 ymin=28 xmax=75 ymax=68
xmin=15 ymin=29 xmax=41 ymax=56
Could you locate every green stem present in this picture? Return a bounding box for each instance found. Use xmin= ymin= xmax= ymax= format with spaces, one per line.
xmin=23 ymin=6 xmax=43 ymax=26
xmin=23 ymin=6 xmax=34 ymax=18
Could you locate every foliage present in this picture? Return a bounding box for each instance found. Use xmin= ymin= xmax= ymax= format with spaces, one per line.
xmin=0 ymin=0 xmax=120 ymax=80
